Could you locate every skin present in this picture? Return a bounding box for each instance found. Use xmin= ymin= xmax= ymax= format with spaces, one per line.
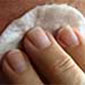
xmin=0 ymin=0 xmax=85 ymax=84
xmin=3 ymin=50 xmax=43 ymax=85
xmin=0 ymin=0 xmax=50 ymax=33
xmin=56 ymin=26 xmax=85 ymax=72
xmin=1 ymin=0 xmax=85 ymax=33
xmin=23 ymin=27 xmax=85 ymax=84
xmin=2 ymin=27 xmax=85 ymax=85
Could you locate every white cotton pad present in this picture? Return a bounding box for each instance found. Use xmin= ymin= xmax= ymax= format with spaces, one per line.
xmin=0 ymin=4 xmax=85 ymax=57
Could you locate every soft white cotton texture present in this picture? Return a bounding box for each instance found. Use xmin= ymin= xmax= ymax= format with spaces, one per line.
xmin=0 ymin=4 xmax=85 ymax=57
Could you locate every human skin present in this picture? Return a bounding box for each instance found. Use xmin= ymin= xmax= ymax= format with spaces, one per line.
xmin=55 ymin=26 xmax=85 ymax=72
xmin=0 ymin=0 xmax=49 ymax=84
xmin=1 ymin=26 xmax=85 ymax=85
xmin=0 ymin=0 xmax=85 ymax=84
xmin=2 ymin=27 xmax=85 ymax=85
xmin=0 ymin=0 xmax=85 ymax=33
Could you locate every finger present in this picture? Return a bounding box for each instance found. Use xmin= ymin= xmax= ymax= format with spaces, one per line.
xmin=23 ymin=26 xmax=85 ymax=85
xmin=56 ymin=26 xmax=85 ymax=71
xmin=2 ymin=49 xmax=43 ymax=85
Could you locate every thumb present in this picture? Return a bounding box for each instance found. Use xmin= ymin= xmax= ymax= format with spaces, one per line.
xmin=24 ymin=27 xmax=85 ymax=85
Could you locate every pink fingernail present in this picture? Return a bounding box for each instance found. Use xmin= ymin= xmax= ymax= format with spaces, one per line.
xmin=56 ymin=26 xmax=79 ymax=48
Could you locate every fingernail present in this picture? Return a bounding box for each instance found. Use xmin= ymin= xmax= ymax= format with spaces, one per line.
xmin=56 ymin=26 xmax=79 ymax=48
xmin=26 ymin=26 xmax=51 ymax=49
xmin=6 ymin=49 xmax=27 ymax=73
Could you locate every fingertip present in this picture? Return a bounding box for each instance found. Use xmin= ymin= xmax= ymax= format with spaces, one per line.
xmin=55 ymin=26 xmax=79 ymax=48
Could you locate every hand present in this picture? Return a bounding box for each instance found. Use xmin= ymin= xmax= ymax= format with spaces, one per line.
xmin=0 ymin=0 xmax=85 ymax=84
xmin=2 ymin=27 xmax=85 ymax=85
